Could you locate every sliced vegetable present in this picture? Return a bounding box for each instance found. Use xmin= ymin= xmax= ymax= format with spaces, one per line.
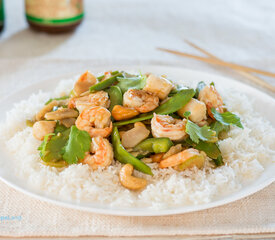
xmin=121 ymin=122 xmax=150 ymax=148
xmin=106 ymin=86 xmax=123 ymax=111
xmin=45 ymin=96 xmax=69 ymax=105
xmin=211 ymin=108 xmax=243 ymax=129
xmin=38 ymin=128 xmax=70 ymax=163
xmin=195 ymin=81 xmax=206 ymax=98
xmin=134 ymin=137 xmax=173 ymax=154
xmin=159 ymin=148 xmax=205 ymax=170
xmin=116 ymin=75 xmax=146 ymax=93
xmin=175 ymin=152 xmax=205 ymax=171
xmin=62 ymin=126 xmax=91 ymax=164
xmin=114 ymin=88 xmax=195 ymax=126
xmin=112 ymin=127 xmax=153 ymax=175
xmin=89 ymin=72 xmax=123 ymax=92
xmin=185 ymin=120 xmax=216 ymax=144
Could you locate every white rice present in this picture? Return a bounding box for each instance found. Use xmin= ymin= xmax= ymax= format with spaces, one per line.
xmin=0 ymin=77 xmax=274 ymax=210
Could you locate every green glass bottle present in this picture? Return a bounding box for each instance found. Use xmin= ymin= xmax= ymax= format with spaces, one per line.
xmin=0 ymin=0 xmax=4 ymax=32
xmin=25 ymin=0 xmax=84 ymax=33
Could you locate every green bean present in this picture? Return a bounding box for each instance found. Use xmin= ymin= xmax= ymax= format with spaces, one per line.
xmin=155 ymin=88 xmax=195 ymax=114
xmin=134 ymin=138 xmax=173 ymax=154
xmin=97 ymin=71 xmax=120 ymax=81
xmin=106 ymin=86 xmax=123 ymax=111
xmin=114 ymin=88 xmax=195 ymax=126
xmin=45 ymin=95 xmax=70 ymax=105
xmin=90 ymin=72 xmax=123 ymax=92
xmin=112 ymin=127 xmax=153 ymax=175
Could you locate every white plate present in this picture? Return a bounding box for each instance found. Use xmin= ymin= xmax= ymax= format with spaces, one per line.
xmin=0 ymin=65 xmax=274 ymax=216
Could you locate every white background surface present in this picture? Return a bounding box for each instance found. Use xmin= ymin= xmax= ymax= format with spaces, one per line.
xmin=0 ymin=0 xmax=275 ymax=238
xmin=0 ymin=0 xmax=275 ymax=89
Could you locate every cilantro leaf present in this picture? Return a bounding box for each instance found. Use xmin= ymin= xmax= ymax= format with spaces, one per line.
xmin=211 ymin=108 xmax=243 ymax=129
xmin=116 ymin=74 xmax=146 ymax=93
xmin=38 ymin=129 xmax=70 ymax=163
xmin=54 ymin=121 xmax=69 ymax=134
xmin=62 ymin=126 xmax=91 ymax=164
xmin=185 ymin=137 xmax=221 ymax=159
xmin=210 ymin=121 xmax=230 ymax=137
xmin=186 ymin=120 xmax=216 ymax=144
xmin=183 ymin=111 xmax=191 ymax=118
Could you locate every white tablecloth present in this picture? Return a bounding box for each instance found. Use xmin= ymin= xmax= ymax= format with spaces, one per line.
xmin=0 ymin=0 xmax=274 ymax=238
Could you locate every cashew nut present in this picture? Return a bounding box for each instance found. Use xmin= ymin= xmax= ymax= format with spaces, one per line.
xmin=59 ymin=118 xmax=76 ymax=128
xmin=33 ymin=121 xmax=56 ymax=141
xmin=119 ymin=164 xmax=147 ymax=191
xmin=35 ymin=100 xmax=58 ymax=121
xmin=45 ymin=108 xmax=79 ymax=120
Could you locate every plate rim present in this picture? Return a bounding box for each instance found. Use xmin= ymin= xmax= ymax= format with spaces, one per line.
xmin=0 ymin=64 xmax=274 ymax=216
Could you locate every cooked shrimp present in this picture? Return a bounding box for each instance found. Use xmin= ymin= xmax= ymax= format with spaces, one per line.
xmin=198 ymin=85 xmax=223 ymax=118
xmin=151 ymin=113 xmax=187 ymax=141
xmin=143 ymin=74 xmax=173 ymax=100
xmin=83 ymin=136 xmax=113 ymax=170
xmin=123 ymin=89 xmax=159 ymax=113
xmin=73 ymin=71 xmax=98 ymax=96
xmin=75 ymin=106 xmax=112 ymax=138
xmin=68 ymin=91 xmax=110 ymax=112
xmin=159 ymin=148 xmax=205 ymax=170
xmin=177 ymin=98 xmax=207 ymax=123
xmin=32 ymin=121 xmax=56 ymax=141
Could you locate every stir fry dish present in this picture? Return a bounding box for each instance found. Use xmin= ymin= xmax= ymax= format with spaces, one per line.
xmin=30 ymin=70 xmax=243 ymax=191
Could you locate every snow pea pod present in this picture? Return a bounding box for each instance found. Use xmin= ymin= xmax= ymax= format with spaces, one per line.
xmin=90 ymin=72 xmax=123 ymax=92
xmin=134 ymin=137 xmax=173 ymax=154
xmin=106 ymin=86 xmax=123 ymax=111
xmin=185 ymin=137 xmax=221 ymax=160
xmin=114 ymin=88 xmax=195 ymax=126
xmin=112 ymin=127 xmax=153 ymax=175
xmin=97 ymin=71 xmax=120 ymax=81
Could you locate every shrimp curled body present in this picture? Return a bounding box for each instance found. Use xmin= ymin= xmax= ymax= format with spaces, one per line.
xmin=69 ymin=91 xmax=110 ymax=112
xmin=123 ymin=89 xmax=159 ymax=113
xmin=151 ymin=113 xmax=187 ymax=141
xmin=198 ymin=85 xmax=223 ymax=118
xmin=75 ymin=106 xmax=112 ymax=138
xmin=83 ymin=136 xmax=113 ymax=170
